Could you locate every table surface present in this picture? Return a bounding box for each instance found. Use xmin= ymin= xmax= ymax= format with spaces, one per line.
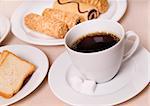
xmin=0 ymin=0 xmax=150 ymax=106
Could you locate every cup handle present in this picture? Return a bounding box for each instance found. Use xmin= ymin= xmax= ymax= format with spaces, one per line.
xmin=122 ymin=31 xmax=140 ymax=62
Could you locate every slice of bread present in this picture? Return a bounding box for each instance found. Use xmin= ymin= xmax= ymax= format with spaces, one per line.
xmin=0 ymin=50 xmax=36 ymax=98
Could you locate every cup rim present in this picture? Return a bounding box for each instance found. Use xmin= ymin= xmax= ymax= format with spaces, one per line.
xmin=64 ymin=19 xmax=125 ymax=55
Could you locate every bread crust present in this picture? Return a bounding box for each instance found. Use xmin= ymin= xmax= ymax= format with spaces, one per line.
xmin=0 ymin=91 xmax=13 ymax=98
xmin=0 ymin=51 xmax=9 ymax=65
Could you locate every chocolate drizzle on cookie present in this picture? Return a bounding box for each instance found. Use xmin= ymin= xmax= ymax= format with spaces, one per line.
xmin=57 ymin=0 xmax=100 ymax=20
xmin=57 ymin=0 xmax=88 ymax=13
xmin=88 ymin=9 xmax=100 ymax=20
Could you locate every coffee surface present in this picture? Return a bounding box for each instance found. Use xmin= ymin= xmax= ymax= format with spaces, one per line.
xmin=70 ymin=32 xmax=120 ymax=53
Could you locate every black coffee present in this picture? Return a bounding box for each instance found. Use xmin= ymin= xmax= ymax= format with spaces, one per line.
xmin=70 ymin=32 xmax=120 ymax=53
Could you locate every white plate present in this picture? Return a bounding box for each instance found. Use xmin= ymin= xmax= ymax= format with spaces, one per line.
xmin=0 ymin=45 xmax=49 ymax=106
xmin=48 ymin=45 xmax=149 ymax=106
xmin=11 ymin=0 xmax=127 ymax=46
xmin=0 ymin=15 xmax=10 ymax=43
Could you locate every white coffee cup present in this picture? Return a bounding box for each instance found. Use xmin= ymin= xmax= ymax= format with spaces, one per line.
xmin=65 ymin=19 xmax=140 ymax=83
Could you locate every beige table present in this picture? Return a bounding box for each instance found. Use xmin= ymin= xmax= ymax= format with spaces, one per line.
xmin=0 ymin=0 xmax=150 ymax=106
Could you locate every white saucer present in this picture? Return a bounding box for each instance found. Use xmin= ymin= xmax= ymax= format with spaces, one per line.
xmin=48 ymin=46 xmax=149 ymax=106
xmin=0 ymin=45 xmax=49 ymax=106
xmin=0 ymin=15 xmax=10 ymax=43
xmin=11 ymin=0 xmax=127 ymax=46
